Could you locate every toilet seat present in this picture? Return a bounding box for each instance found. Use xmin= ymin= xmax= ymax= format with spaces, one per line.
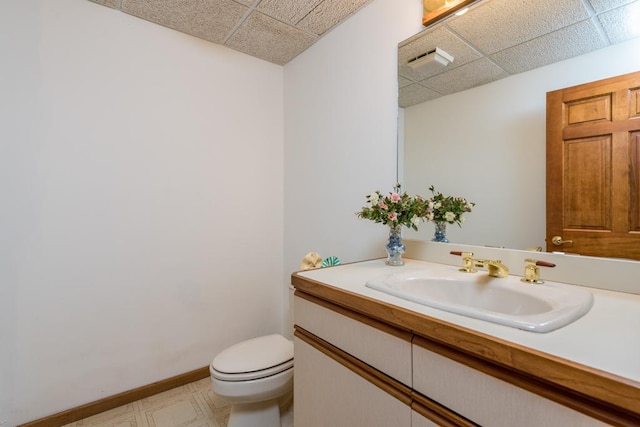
xmin=211 ymin=359 xmax=294 ymax=381
xmin=210 ymin=334 xmax=293 ymax=382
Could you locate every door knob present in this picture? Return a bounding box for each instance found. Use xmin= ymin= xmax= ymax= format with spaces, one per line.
xmin=551 ymin=235 xmax=574 ymax=246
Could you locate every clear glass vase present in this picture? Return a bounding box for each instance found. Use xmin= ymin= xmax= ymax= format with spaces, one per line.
xmin=385 ymin=224 xmax=406 ymax=266
xmin=432 ymin=221 xmax=449 ymax=243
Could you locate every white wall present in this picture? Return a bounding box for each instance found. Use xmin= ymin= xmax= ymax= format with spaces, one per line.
xmin=0 ymin=1 xmax=284 ymax=425
xmin=283 ymin=0 xmax=423 ymax=279
xmin=403 ymin=37 xmax=640 ymax=249
xmin=11 ymin=0 xmax=635 ymax=423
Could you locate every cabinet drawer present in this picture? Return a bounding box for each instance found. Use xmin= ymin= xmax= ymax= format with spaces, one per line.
xmin=412 ymin=343 xmax=607 ymax=427
xmin=294 ymin=293 xmax=412 ymax=386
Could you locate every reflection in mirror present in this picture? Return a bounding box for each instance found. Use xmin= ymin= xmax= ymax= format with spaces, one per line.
xmin=399 ymin=0 xmax=640 ymax=257
xmin=422 ymin=0 xmax=477 ymax=27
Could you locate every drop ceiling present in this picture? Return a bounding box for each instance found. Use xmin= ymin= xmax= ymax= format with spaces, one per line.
xmin=89 ymin=0 xmax=639 ymax=105
xmin=89 ymin=0 xmax=372 ymax=65
xmin=399 ymin=0 xmax=640 ymax=107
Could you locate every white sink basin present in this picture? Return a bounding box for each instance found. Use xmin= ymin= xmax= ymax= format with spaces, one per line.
xmin=366 ymin=267 xmax=593 ymax=332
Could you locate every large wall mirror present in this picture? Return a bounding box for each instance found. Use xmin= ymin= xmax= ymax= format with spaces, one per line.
xmin=399 ymin=0 xmax=640 ymax=259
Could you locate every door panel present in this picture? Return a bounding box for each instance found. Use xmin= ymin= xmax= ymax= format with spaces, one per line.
xmin=565 ymin=94 xmax=611 ymax=125
xmin=563 ymin=136 xmax=611 ymax=230
xmin=631 ymin=131 xmax=640 ymax=232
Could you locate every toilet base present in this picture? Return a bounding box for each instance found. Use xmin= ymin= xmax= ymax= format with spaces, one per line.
xmin=228 ymin=399 xmax=280 ymax=427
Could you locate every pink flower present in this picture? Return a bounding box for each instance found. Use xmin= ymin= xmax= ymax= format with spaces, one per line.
xmin=388 ymin=212 xmax=398 ymax=221
xmin=379 ymin=202 xmax=388 ymax=209
xmin=390 ymin=193 xmax=401 ymax=202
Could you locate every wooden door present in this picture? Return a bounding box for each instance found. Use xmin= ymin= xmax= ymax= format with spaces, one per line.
xmin=546 ymin=71 xmax=640 ymax=260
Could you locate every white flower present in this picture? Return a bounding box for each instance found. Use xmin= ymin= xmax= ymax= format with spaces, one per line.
xmin=410 ymin=214 xmax=420 ymax=227
xmin=459 ymin=215 xmax=465 ymax=223
xmin=368 ymin=192 xmax=379 ymax=205
xmin=426 ymin=212 xmax=434 ymax=221
xmin=444 ymin=211 xmax=456 ymax=222
xmin=434 ymin=202 xmax=442 ymax=210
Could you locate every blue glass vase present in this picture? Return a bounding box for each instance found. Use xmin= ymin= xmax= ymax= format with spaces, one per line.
xmin=432 ymin=221 xmax=449 ymax=243
xmin=385 ymin=225 xmax=406 ymax=266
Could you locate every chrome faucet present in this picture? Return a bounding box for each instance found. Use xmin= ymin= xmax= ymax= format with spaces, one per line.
xmin=451 ymin=251 xmax=509 ymax=278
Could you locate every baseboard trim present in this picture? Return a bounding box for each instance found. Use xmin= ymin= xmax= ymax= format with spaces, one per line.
xmin=18 ymin=366 xmax=210 ymax=427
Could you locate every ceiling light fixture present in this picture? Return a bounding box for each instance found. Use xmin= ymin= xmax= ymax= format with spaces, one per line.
xmin=407 ymin=47 xmax=454 ymax=73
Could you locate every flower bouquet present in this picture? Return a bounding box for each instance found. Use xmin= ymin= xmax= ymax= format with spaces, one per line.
xmin=356 ymin=184 xmax=428 ymax=231
xmin=357 ymin=184 xmax=428 ymax=266
xmin=426 ymin=185 xmax=474 ymax=242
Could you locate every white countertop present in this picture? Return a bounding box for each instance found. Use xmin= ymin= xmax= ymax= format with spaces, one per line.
xmin=297 ymin=258 xmax=640 ymax=384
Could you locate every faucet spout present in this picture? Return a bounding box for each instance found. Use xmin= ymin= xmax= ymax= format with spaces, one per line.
xmin=474 ymin=259 xmax=509 ymax=278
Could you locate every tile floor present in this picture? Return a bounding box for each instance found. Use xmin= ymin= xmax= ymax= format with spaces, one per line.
xmin=62 ymin=378 xmax=229 ymax=427
xmin=62 ymin=377 xmax=296 ymax=427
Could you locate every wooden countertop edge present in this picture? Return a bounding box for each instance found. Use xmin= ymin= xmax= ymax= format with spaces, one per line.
xmin=291 ymin=273 xmax=640 ymax=419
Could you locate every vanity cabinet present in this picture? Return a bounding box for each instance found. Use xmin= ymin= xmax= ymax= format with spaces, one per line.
xmin=292 ymin=266 xmax=640 ymax=427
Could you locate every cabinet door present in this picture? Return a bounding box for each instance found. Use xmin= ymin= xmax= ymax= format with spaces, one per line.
xmin=294 ymin=335 xmax=412 ymax=427
xmin=294 ymin=294 xmax=412 ymax=386
xmin=413 ymin=344 xmax=607 ymax=427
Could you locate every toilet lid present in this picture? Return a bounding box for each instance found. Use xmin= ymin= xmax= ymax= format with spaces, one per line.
xmin=211 ymin=334 xmax=293 ymax=378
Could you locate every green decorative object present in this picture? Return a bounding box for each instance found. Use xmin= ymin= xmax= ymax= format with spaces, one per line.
xmin=322 ymin=256 xmax=341 ymax=267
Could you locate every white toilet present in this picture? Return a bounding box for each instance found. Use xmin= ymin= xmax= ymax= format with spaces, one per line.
xmin=210 ymin=334 xmax=294 ymax=427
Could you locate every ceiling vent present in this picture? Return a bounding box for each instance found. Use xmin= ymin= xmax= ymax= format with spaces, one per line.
xmin=408 ymin=47 xmax=454 ymax=73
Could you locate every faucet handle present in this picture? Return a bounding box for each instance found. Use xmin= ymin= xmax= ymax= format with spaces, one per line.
xmin=521 ymin=259 xmax=556 ymax=284
xmin=450 ymin=251 xmax=473 ymax=257
xmin=450 ymin=251 xmax=477 ymax=273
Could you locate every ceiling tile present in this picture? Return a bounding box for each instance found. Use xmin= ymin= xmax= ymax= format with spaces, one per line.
xmin=398 ymin=75 xmax=414 ymax=89
xmin=297 ymin=0 xmax=370 ymax=36
xmin=447 ymin=0 xmax=590 ymax=54
xmin=588 ymin=0 xmax=637 ymax=13
xmin=225 ymin=11 xmax=317 ymax=65
xmin=89 ymin=0 xmax=118 ymax=7
xmin=121 ymin=0 xmax=248 ymax=44
xmin=421 ymin=58 xmax=509 ymax=95
xmin=257 ymin=0 xmax=322 ymax=26
xmin=490 ymin=19 xmax=608 ymax=74
xmin=598 ymin=1 xmax=640 ymax=43
xmin=399 ymin=83 xmax=443 ymax=108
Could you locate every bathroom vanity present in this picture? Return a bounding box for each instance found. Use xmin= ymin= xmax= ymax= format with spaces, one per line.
xmin=291 ymin=241 xmax=640 ymax=426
